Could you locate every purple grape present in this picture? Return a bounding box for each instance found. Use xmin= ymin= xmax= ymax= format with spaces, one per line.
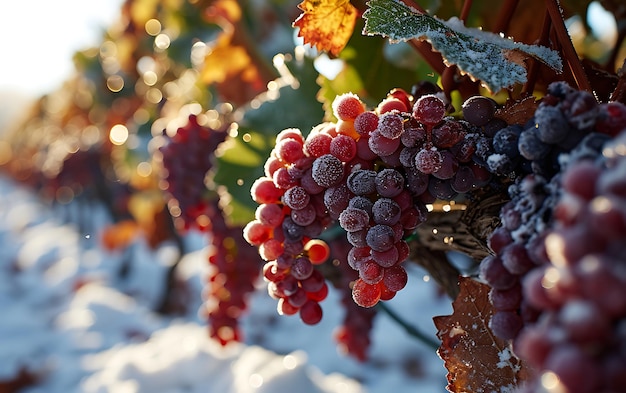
xmin=462 ymin=95 xmax=497 ymax=127
xmin=375 ymin=168 xmax=405 ymax=197
xmin=377 ymin=112 xmax=404 ymax=139
xmin=339 ymin=207 xmax=371 ymax=232
xmin=365 ymin=224 xmax=396 ymax=252
xmin=371 ymin=198 xmax=401 ymax=226
xmin=368 ymin=130 xmax=401 ymax=157
xmin=347 ymin=169 xmax=377 ymax=195
xmin=312 ymin=154 xmax=344 ymax=187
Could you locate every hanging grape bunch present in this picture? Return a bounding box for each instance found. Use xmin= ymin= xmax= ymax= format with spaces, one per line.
xmin=156 ymin=112 xmax=229 ymax=232
xmin=243 ymin=85 xmax=514 ymax=319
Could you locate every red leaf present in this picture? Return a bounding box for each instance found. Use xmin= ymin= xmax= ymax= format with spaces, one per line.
xmin=494 ymin=96 xmax=538 ymax=125
xmin=433 ymin=277 xmax=529 ymax=393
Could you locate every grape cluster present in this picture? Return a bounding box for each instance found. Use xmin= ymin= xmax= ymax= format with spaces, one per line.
xmin=202 ymin=201 xmax=262 ymax=345
xmin=479 ymin=133 xmax=613 ymax=342
xmin=328 ymin=237 xmax=378 ymax=361
xmin=244 ymin=127 xmax=333 ymax=325
xmin=479 ymin=81 xmax=622 ymax=180
xmin=244 ymin=89 xmax=497 ymax=322
xmin=157 ymin=113 xmax=228 ymax=232
xmin=513 ymin=131 xmax=626 ymax=393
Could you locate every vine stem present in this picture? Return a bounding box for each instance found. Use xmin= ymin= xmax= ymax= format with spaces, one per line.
xmin=376 ymin=302 xmax=441 ymax=350
xmin=459 ymin=0 xmax=473 ymax=22
xmin=544 ymin=0 xmax=593 ymax=93
xmin=492 ymin=0 xmax=519 ymax=35
xmin=522 ymin=9 xmax=552 ymax=95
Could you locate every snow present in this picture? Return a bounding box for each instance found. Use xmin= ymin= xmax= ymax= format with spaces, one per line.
xmin=0 ymin=175 xmax=451 ymax=392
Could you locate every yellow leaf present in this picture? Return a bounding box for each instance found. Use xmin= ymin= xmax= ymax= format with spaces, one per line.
xmin=292 ymin=0 xmax=358 ymax=56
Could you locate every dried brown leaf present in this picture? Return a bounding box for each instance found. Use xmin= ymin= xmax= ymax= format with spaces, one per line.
xmin=433 ymin=277 xmax=528 ymax=393
xmin=494 ymin=96 xmax=538 ymax=125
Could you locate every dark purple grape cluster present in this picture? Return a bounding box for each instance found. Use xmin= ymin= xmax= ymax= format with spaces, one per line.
xmin=513 ymin=131 xmax=626 ymax=393
xmin=328 ymin=237 xmax=378 ymax=361
xmin=479 ymin=132 xmax=613 ymax=343
xmin=478 ymin=81 xmax=623 ymax=180
xmin=201 ymin=200 xmax=262 ymax=346
xmin=157 ymin=113 xmax=228 ymax=232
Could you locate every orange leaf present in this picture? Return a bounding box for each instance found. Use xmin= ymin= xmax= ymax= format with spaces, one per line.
xmin=101 ymin=220 xmax=141 ymax=251
xmin=433 ymin=277 xmax=529 ymax=393
xmin=292 ymin=0 xmax=358 ymax=56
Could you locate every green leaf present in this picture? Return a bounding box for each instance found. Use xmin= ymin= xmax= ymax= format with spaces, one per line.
xmin=214 ymin=54 xmax=324 ymax=225
xmin=362 ymin=0 xmax=563 ymax=92
xmin=240 ymin=54 xmax=325 ymax=136
xmin=212 ymin=128 xmax=274 ymax=225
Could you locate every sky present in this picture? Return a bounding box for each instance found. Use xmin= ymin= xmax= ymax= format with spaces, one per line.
xmin=0 ymin=0 xmax=124 ymax=98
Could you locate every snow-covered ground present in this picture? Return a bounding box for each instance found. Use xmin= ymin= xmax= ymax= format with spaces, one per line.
xmin=0 ymin=174 xmax=451 ymax=393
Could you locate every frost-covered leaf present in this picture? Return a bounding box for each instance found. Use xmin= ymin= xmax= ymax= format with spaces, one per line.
xmin=362 ymin=0 xmax=562 ymax=92
xmin=293 ymin=0 xmax=358 ymax=55
xmin=433 ymin=277 xmax=528 ymax=393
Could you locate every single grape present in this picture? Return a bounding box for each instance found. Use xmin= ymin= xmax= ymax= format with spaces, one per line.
xmin=462 ymin=96 xmax=497 ymax=127
xmin=354 ymin=111 xmax=379 ymax=136
xmin=282 ymin=186 xmax=310 ymax=210
xmin=382 ymin=265 xmax=408 ymax=292
xmin=346 ymin=169 xmax=377 ymax=195
xmin=371 ymin=246 xmax=399 ymax=268
xmin=312 ymin=154 xmax=344 ymax=187
xmin=365 ymin=224 xmax=396 ymax=252
xmin=352 ymin=278 xmax=382 ymax=308
xmin=375 ymin=168 xmax=405 ymax=197
xmin=413 ymin=94 xmax=446 ymax=126
xmin=348 ymin=195 xmax=373 ymax=216
xmin=255 ymin=203 xmax=284 ymax=227
xmin=304 ymin=132 xmax=332 ymax=157
xmin=332 ymin=93 xmax=365 ymax=121
xmin=368 ymin=130 xmax=401 ymax=157
xmin=431 ymin=150 xmax=459 ymax=180
xmin=359 ymin=260 xmax=384 ymax=284
xmin=251 ymin=177 xmax=284 ymax=204
xmin=431 ymin=119 xmax=465 ymax=148
xmin=330 ymin=134 xmax=357 ymax=162
xmin=339 ymin=207 xmax=371 ymax=232
xmin=290 ymin=203 xmax=316 ymax=226
xmin=489 ymin=311 xmax=523 ymax=340
xmin=377 ymin=112 xmax=404 ymax=139
xmin=276 ymin=138 xmax=305 ymax=163
xmin=415 ymin=147 xmax=443 ymax=174
xmin=534 ymin=104 xmax=570 ymax=144
xmin=299 ymin=300 xmax=323 ymax=325
xmin=371 ymin=198 xmax=401 ymax=226
xmin=377 ymin=97 xmax=408 ymax=114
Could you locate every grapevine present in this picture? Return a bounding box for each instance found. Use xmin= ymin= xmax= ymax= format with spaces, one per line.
xmin=0 ymin=0 xmax=625 ymax=392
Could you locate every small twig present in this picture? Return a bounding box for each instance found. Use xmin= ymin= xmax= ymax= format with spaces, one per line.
xmin=492 ymin=0 xmax=519 ymax=35
xmin=376 ymin=302 xmax=440 ymax=350
xmin=156 ymin=210 xmax=187 ymax=314
xmin=522 ymin=9 xmax=552 ymax=95
xmin=459 ymin=0 xmax=473 ymax=22
xmin=544 ymin=0 xmax=593 ymax=93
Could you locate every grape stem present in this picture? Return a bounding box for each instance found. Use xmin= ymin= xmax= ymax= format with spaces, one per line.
xmin=459 ymin=0 xmax=473 ymax=22
xmin=376 ymin=302 xmax=440 ymax=350
xmin=492 ymin=0 xmax=519 ymax=35
xmin=544 ymin=0 xmax=593 ymax=94
xmin=156 ymin=211 xmax=187 ymax=314
xmin=522 ymin=9 xmax=552 ymax=95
